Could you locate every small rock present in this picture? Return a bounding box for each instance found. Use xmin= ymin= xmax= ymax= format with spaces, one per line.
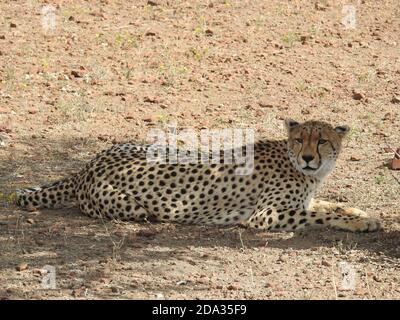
xmin=33 ymin=268 xmax=49 ymax=276
xmin=147 ymin=0 xmax=159 ymax=6
xmin=390 ymin=158 xmax=400 ymax=170
xmin=71 ymin=70 xmax=82 ymax=78
xmin=27 ymin=108 xmax=38 ymax=114
xmin=382 ymin=112 xmax=395 ymax=121
xmin=143 ymin=116 xmax=156 ymax=123
xmin=111 ymin=286 xmax=119 ymax=293
xmin=391 ymin=95 xmax=400 ymax=104
xmin=277 ymin=255 xmax=287 ymax=263
xmin=314 ymin=3 xmax=327 ymax=11
xmin=258 ymin=101 xmax=274 ymax=108
xmin=155 ymin=293 xmax=165 ymax=300
xmin=205 ymin=29 xmax=213 ymax=36
xmin=0 ymin=35 xmax=5 ymax=39
xmin=145 ymin=31 xmax=156 ymax=36
xmin=0 ymin=125 xmax=12 ymax=134
xmin=352 ymin=90 xmax=364 ymax=100
xmin=321 ymin=260 xmax=331 ymax=267
xmin=372 ymin=275 xmax=382 ymax=282
xmin=227 ymin=284 xmax=238 ymax=290
xmin=300 ymin=35 xmax=309 ymax=44
xmin=349 ymin=156 xmax=361 ymax=161
xmin=0 ymin=107 xmax=11 ymax=114
xmin=177 ymin=280 xmax=187 ymax=286
xmin=143 ymin=96 xmax=161 ymax=103
xmin=72 ymin=288 xmax=86 ymax=297
xmin=68 ymin=16 xmax=75 ymax=21
xmin=35 ymin=240 xmax=45 ymax=246
xmin=355 ymin=288 xmax=368 ymax=296
xmin=97 ymin=135 xmax=110 ymax=142
xmin=376 ymin=69 xmax=385 ymax=76
xmin=16 ymin=263 xmax=28 ymax=271
xmin=10 ymin=23 xmax=17 ymax=28
xmin=124 ymin=113 xmax=136 ymax=120
xmin=26 ymin=218 xmax=35 ymax=224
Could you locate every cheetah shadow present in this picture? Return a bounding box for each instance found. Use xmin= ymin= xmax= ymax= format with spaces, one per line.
xmin=0 ymin=204 xmax=398 ymax=298
xmin=151 ymin=222 xmax=400 ymax=260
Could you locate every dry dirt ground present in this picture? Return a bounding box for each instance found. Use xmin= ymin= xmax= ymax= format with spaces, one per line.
xmin=0 ymin=0 xmax=399 ymax=300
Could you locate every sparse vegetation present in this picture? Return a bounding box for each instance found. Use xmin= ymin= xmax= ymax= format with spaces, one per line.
xmin=0 ymin=0 xmax=398 ymax=300
xmin=281 ymin=32 xmax=301 ymax=47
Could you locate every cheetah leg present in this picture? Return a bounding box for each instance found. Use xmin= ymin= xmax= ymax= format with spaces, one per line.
xmin=245 ymin=207 xmax=380 ymax=232
xmin=308 ymin=199 xmax=369 ymax=218
xmin=202 ymin=207 xmax=256 ymax=226
xmin=77 ymin=187 xmax=150 ymax=222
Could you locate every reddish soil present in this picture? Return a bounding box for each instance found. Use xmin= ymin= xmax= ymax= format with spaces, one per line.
xmin=0 ymin=0 xmax=399 ymax=299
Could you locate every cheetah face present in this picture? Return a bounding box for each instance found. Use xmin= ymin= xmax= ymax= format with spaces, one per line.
xmin=285 ymin=119 xmax=350 ymax=178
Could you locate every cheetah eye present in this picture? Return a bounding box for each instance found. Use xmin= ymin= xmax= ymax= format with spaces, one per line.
xmin=294 ymin=138 xmax=303 ymax=144
xmin=318 ymin=139 xmax=328 ymax=144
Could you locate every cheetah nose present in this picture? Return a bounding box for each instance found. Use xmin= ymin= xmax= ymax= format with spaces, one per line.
xmin=302 ymin=154 xmax=315 ymax=163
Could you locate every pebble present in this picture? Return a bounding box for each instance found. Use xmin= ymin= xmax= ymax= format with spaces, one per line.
xmin=155 ymin=293 xmax=165 ymax=299
xmin=71 ymin=70 xmax=82 ymax=78
xmin=258 ymin=101 xmax=274 ymax=108
xmin=321 ymin=260 xmax=331 ymax=267
xmin=72 ymin=288 xmax=86 ymax=297
xmin=16 ymin=263 xmax=28 ymax=271
xmin=277 ymin=255 xmax=287 ymax=263
xmin=373 ymin=275 xmax=382 ymax=282
xmin=143 ymin=96 xmax=161 ymax=103
xmin=352 ymin=90 xmax=364 ymax=100
xmin=227 ymin=284 xmax=239 ymax=290
xmin=205 ymin=29 xmax=213 ymax=36
xmin=111 ymin=286 xmax=120 ymax=293
xmin=391 ymin=95 xmax=400 ymax=104
xmin=0 ymin=107 xmax=11 ymax=114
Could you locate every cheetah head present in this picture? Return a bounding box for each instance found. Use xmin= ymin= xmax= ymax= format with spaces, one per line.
xmin=285 ymin=119 xmax=350 ymax=179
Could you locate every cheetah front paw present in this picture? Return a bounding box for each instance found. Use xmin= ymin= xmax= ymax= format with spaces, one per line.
xmin=334 ymin=216 xmax=381 ymax=232
xmin=335 ymin=207 xmax=370 ymax=218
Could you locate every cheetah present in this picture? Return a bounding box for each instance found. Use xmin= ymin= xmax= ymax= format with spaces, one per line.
xmin=16 ymin=119 xmax=380 ymax=232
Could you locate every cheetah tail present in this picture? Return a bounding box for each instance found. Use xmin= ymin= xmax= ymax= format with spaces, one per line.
xmin=15 ymin=176 xmax=76 ymax=209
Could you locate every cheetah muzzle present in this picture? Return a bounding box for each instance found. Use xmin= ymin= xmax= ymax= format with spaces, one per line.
xmin=16 ymin=119 xmax=381 ymax=233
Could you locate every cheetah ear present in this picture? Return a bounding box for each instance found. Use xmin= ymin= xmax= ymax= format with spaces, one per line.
xmin=285 ymin=119 xmax=300 ymax=131
xmin=334 ymin=125 xmax=350 ymax=137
